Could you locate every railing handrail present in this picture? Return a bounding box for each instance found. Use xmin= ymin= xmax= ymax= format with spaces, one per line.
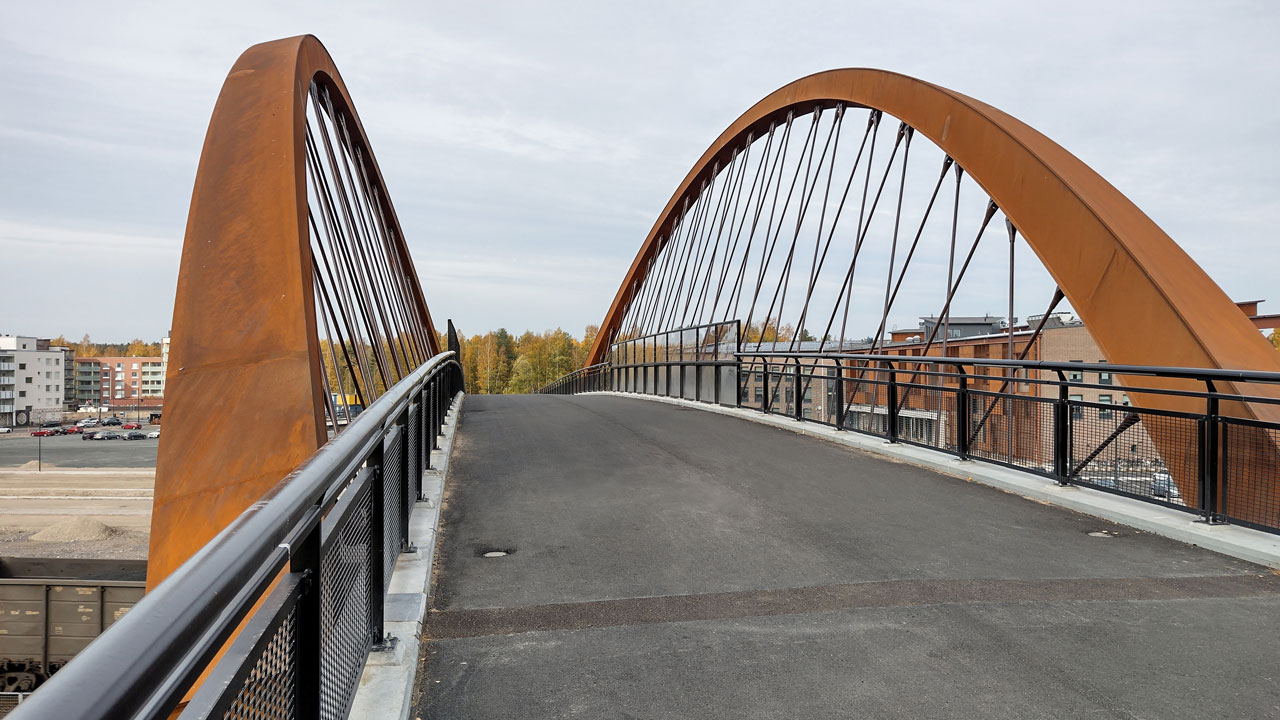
xmin=734 ymin=351 xmax=1280 ymax=385
xmin=12 ymin=351 xmax=460 ymax=720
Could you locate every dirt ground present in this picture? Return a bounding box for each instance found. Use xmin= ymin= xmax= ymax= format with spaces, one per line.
xmin=0 ymin=465 xmax=153 ymax=559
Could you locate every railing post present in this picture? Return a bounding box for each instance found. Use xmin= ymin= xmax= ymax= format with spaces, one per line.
xmin=956 ymin=369 xmax=970 ymax=460
xmin=1053 ymin=371 xmax=1069 ymax=484
xmin=793 ymin=359 xmax=802 ymax=420
xmin=834 ymin=359 xmax=845 ymax=430
xmin=1201 ymin=383 xmax=1224 ymax=523
xmin=292 ymin=519 xmax=322 ymax=719
xmin=885 ymin=361 xmax=899 ymax=443
xmin=367 ymin=437 xmax=388 ymax=648
xmin=762 ymin=361 xmax=771 ymax=414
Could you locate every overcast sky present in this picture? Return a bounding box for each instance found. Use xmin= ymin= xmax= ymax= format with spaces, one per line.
xmin=1 ymin=1 xmax=1276 ymax=343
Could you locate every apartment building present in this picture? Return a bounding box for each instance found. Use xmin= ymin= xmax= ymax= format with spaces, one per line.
xmin=75 ymin=355 xmax=165 ymax=411
xmin=0 ymin=335 xmax=71 ymax=427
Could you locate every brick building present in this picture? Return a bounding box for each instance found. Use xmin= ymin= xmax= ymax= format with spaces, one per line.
xmin=75 ymin=356 xmax=165 ymax=412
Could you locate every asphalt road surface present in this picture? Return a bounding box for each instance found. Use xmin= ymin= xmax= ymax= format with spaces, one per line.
xmin=0 ymin=431 xmax=159 ymax=468
xmin=415 ymin=394 xmax=1280 ymax=719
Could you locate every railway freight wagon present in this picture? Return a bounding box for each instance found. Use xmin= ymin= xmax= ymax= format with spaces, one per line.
xmin=0 ymin=558 xmax=146 ymax=716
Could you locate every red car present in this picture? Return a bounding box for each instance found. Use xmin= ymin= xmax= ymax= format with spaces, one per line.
xmin=65 ymin=425 xmax=84 ymax=434
xmin=31 ymin=429 xmax=56 ymax=437
xmin=122 ymin=423 xmax=142 ymax=430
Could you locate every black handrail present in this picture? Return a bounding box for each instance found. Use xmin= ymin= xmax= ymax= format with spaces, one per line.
xmin=11 ymin=351 xmax=462 ymax=720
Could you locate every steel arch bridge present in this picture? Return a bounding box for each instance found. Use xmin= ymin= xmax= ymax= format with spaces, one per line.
xmin=11 ymin=34 xmax=1280 ymax=720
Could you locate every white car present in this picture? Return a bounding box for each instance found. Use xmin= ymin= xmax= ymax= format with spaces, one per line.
xmin=0 ymin=427 xmax=11 ymax=434
xmin=147 ymin=430 xmax=161 ymax=439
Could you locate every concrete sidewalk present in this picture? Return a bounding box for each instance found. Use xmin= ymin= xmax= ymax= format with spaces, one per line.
xmin=414 ymin=394 xmax=1280 ymax=719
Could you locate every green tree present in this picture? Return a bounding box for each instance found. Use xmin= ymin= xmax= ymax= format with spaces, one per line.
xmin=1271 ymin=330 xmax=1279 ymax=350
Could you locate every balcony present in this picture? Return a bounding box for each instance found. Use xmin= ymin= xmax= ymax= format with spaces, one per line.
xmin=0 ymin=391 xmax=12 ymax=400
xmin=0 ymin=363 xmax=14 ymax=372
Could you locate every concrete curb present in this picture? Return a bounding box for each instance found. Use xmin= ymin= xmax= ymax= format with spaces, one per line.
xmin=349 ymin=392 xmax=465 ymax=720
xmin=587 ymin=391 xmax=1280 ymax=570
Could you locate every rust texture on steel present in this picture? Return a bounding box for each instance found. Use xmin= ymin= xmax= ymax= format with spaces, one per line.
xmin=586 ymin=69 xmax=1280 ymax=512
xmin=149 ymin=35 xmax=438 ymax=591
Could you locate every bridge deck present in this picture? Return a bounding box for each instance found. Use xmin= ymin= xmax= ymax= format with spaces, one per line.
xmin=413 ymin=394 xmax=1279 ymax=718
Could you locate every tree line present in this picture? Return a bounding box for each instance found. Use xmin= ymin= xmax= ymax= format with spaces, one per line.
xmin=451 ymin=326 xmax=598 ymax=394
xmin=48 ymin=334 xmax=163 ymax=357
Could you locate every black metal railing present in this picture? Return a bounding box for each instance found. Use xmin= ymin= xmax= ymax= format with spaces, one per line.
xmin=541 ymin=328 xmax=1280 ymax=535
xmin=9 ymin=352 xmax=464 ymax=720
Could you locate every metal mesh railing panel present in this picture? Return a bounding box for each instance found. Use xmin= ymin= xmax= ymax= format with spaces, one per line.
xmin=319 ymin=490 xmax=373 ymax=720
xmin=1222 ymin=420 xmax=1280 ymax=531
xmin=898 ymin=385 xmax=958 ymax=452
xmin=965 ymin=393 xmax=1054 ymax=475
xmin=1069 ymin=406 xmax=1199 ymax=510
xmin=408 ymin=405 xmax=421 ymax=503
xmin=840 ymin=376 xmax=890 ymax=438
xmin=221 ymin=603 xmax=298 ymax=720
xmin=382 ymin=431 xmax=405 ymax=587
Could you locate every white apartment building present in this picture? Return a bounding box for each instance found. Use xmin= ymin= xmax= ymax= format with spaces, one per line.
xmin=0 ymin=335 xmax=71 ymax=427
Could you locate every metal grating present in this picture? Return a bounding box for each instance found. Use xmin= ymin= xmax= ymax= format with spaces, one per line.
xmin=1221 ymin=420 xmax=1280 ymax=531
xmin=408 ymin=403 xmax=421 ymax=501
xmin=382 ymin=429 xmax=405 ymax=589
xmin=222 ymin=604 xmax=298 ymax=720
xmin=1069 ymin=406 xmax=1199 ymax=510
xmin=319 ymin=489 xmax=373 ymax=720
xmin=966 ymin=393 xmax=1055 ymax=475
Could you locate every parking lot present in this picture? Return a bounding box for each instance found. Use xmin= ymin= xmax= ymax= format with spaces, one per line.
xmin=0 ymin=430 xmax=159 ymax=468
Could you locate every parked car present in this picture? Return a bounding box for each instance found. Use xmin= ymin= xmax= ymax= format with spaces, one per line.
xmin=146 ymin=430 xmax=160 ymax=439
xmin=0 ymin=427 xmax=11 ymax=434
xmin=83 ymin=431 xmax=98 ymax=440
xmin=78 ymin=418 xmax=100 ymax=427
xmin=122 ymin=423 xmax=142 ymax=430
xmin=1151 ymin=472 xmax=1181 ymax=500
xmin=31 ymin=429 xmax=56 ymax=437
xmin=65 ymin=425 xmax=83 ymax=434
xmin=123 ymin=431 xmax=147 ymax=441
xmin=102 ymin=418 xmax=123 ymax=426
xmin=40 ymin=420 xmax=61 ymax=428
xmin=96 ymin=431 xmax=121 ymax=440
xmin=1090 ymin=477 xmax=1119 ymax=490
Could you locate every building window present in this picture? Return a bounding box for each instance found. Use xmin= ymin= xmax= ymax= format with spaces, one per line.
xmin=1099 ymin=363 xmax=1112 ymax=385
xmin=18 ymin=391 xmax=25 ymax=397
xmin=1068 ymin=360 xmax=1083 ymax=383
xmin=18 ymin=363 xmax=25 ymax=370
xmin=754 ymin=387 xmax=762 ymax=402
xmin=1098 ymin=394 xmax=1113 ymax=419
xmin=24 ymin=377 xmax=31 ymax=384
xmin=1069 ymin=393 xmax=1083 ymax=420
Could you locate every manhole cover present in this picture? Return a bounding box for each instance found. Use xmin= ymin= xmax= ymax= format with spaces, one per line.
xmin=483 ymin=551 xmax=508 ymax=558
xmin=475 ymin=547 xmax=516 ymax=558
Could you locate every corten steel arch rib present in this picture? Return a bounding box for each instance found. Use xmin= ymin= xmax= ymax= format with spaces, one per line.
xmin=148 ymin=35 xmax=439 ymax=591
xmin=588 ymin=69 xmax=1280 ymax=515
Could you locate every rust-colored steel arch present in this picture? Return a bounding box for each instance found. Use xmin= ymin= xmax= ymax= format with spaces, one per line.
xmin=149 ymin=35 xmax=438 ymax=590
xmin=588 ymin=69 xmax=1280 ymax=388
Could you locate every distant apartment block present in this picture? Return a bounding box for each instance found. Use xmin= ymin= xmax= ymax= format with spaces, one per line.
xmin=75 ymin=355 xmax=165 ymax=411
xmin=0 ymin=334 xmax=72 ymax=426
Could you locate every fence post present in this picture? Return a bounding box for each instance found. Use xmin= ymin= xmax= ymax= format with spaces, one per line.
xmin=1201 ymin=384 xmax=1223 ymax=523
xmin=793 ymin=359 xmax=802 ymax=420
xmin=292 ymin=518 xmax=322 ymax=718
xmin=886 ymin=361 xmax=899 ymax=443
xmin=835 ymin=359 xmax=845 ymax=430
xmin=1054 ymin=372 xmax=1069 ymax=484
xmin=368 ymin=438 xmax=389 ymax=649
xmin=956 ymin=369 xmax=970 ymax=460
xmin=762 ymin=361 xmax=771 ymax=414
